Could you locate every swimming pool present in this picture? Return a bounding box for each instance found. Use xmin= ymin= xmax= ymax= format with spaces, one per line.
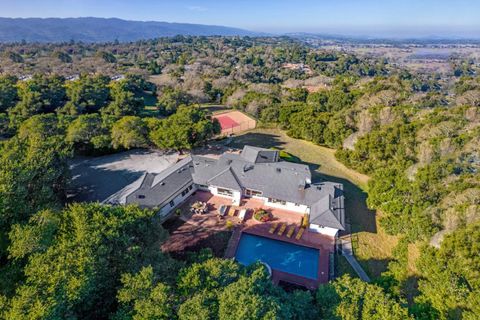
xmin=235 ymin=233 xmax=319 ymax=280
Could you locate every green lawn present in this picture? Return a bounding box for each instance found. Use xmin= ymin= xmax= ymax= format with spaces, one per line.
xmin=139 ymin=91 xmax=159 ymax=117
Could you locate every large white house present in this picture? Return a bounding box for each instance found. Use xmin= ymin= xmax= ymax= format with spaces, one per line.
xmin=108 ymin=146 xmax=346 ymax=237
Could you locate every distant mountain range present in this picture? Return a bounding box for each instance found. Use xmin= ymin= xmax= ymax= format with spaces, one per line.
xmin=0 ymin=17 xmax=259 ymax=43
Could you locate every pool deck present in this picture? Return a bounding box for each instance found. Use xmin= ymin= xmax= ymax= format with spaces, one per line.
xmin=184 ymin=191 xmax=335 ymax=289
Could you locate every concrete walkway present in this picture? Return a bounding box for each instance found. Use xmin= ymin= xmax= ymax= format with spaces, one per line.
xmin=340 ymin=239 xmax=371 ymax=282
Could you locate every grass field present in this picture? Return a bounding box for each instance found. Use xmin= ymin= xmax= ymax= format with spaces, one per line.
xmin=230 ymin=128 xmax=407 ymax=279
xmin=139 ymin=91 xmax=159 ymax=117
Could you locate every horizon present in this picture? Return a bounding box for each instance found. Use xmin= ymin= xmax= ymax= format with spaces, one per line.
xmin=1 ymin=0 xmax=480 ymax=39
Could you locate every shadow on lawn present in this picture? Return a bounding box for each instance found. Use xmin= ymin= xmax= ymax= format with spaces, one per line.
xmin=230 ymin=132 xmax=377 ymax=234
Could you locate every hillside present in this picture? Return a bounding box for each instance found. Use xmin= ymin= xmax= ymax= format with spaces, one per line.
xmin=0 ymin=17 xmax=258 ymax=42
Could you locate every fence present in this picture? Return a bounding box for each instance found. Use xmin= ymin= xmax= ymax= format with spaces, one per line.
xmin=220 ymin=120 xmax=256 ymax=135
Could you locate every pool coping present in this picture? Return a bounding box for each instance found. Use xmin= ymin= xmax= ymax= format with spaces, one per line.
xmin=229 ymin=228 xmax=331 ymax=289
xmin=235 ymin=232 xmax=320 ymax=281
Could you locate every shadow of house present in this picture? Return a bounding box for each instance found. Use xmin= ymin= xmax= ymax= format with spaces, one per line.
xmin=229 ymin=132 xmax=376 ymax=234
xmin=314 ymin=172 xmax=377 ymax=234
xmin=228 ymin=132 xmax=287 ymax=150
xmin=67 ymin=149 xmax=177 ymax=203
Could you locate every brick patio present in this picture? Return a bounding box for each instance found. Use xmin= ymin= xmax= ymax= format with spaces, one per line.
xmin=179 ymin=191 xmax=335 ymax=288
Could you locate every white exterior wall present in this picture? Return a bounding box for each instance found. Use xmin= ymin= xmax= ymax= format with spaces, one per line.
xmin=209 ymin=186 xmax=242 ymax=205
xmin=159 ymin=184 xmax=198 ymax=217
xmin=308 ymin=224 xmax=339 ymax=237
xmin=263 ymin=197 xmax=308 ymax=214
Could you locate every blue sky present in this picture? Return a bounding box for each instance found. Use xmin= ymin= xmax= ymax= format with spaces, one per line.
xmin=1 ymin=0 xmax=480 ymax=37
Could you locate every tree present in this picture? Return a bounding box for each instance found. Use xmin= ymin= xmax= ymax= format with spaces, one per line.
xmin=218 ymin=266 xmax=284 ymax=320
xmin=157 ymin=88 xmax=191 ymax=116
xmin=52 ymin=51 xmax=72 ymax=63
xmin=316 ymin=276 xmax=412 ymax=320
xmin=415 ymin=222 xmax=480 ymax=320
xmin=66 ymin=114 xmax=111 ymax=152
xmin=177 ymin=258 xmax=242 ymax=297
xmin=103 ymin=79 xmax=144 ymax=116
xmin=111 ymin=116 xmax=149 ymax=149
xmin=9 ymin=75 xmax=66 ymax=124
xmin=0 ymin=118 xmax=69 ymax=256
xmin=17 ymin=114 xmax=63 ymax=141
xmin=178 ymin=291 xmax=218 ymax=320
xmin=96 ymin=51 xmax=117 ymax=63
xmin=115 ymin=266 xmax=174 ymax=320
xmin=0 ymin=75 xmax=18 ymax=113
xmin=62 ymin=75 xmax=110 ymax=115
xmin=150 ymin=106 xmax=220 ymax=151
xmin=4 ymin=204 xmax=178 ymax=319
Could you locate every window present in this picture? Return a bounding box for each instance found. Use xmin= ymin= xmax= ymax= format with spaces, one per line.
xmin=137 ymin=195 xmax=146 ymax=199
xmin=188 ymin=185 xmax=193 ymax=191
xmin=245 ymin=189 xmax=262 ymax=197
xmin=217 ymin=188 xmax=234 ymax=197
xmin=294 ymin=203 xmax=300 ymax=206
xmin=268 ymin=198 xmax=286 ymax=205
xmin=169 ymin=200 xmax=175 ymax=207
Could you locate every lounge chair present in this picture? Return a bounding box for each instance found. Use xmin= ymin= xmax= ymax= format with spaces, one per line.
xmin=286 ymin=226 xmax=295 ymax=238
xmin=268 ymin=222 xmax=278 ymax=234
xmin=295 ymin=227 xmax=305 ymax=240
xmin=218 ymin=205 xmax=227 ymax=216
xmin=277 ymin=223 xmax=287 ymax=236
xmin=238 ymin=209 xmax=247 ymax=221
xmin=302 ymin=214 xmax=309 ymax=228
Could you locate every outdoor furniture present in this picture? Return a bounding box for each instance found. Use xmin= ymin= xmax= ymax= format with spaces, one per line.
xmin=268 ymin=222 xmax=278 ymax=234
xmin=238 ymin=209 xmax=247 ymax=221
xmin=295 ymin=227 xmax=305 ymax=240
xmin=218 ymin=205 xmax=227 ymax=216
xmin=191 ymin=201 xmax=208 ymax=214
xmin=286 ymin=226 xmax=295 ymax=238
xmin=301 ymin=213 xmax=309 ymax=228
xmin=277 ymin=223 xmax=287 ymax=236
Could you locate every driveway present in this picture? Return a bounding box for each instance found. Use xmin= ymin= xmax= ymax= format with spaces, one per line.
xmin=68 ymin=150 xmax=178 ymax=203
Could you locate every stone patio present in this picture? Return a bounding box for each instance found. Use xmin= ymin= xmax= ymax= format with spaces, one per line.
xmin=173 ymin=191 xmax=335 ymax=288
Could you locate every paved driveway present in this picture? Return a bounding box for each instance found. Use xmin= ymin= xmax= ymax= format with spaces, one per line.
xmin=68 ymin=150 xmax=178 ymax=203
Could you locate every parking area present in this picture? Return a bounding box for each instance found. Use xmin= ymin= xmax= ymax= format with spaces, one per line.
xmin=68 ymin=150 xmax=178 ymax=203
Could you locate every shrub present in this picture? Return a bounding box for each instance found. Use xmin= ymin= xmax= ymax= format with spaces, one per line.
xmin=253 ymin=209 xmax=271 ymax=222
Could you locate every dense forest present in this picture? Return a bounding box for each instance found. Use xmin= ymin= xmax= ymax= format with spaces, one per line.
xmin=0 ymin=36 xmax=479 ymax=319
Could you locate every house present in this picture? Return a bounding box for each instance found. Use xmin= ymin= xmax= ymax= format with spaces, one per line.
xmin=110 ymin=146 xmax=345 ymax=237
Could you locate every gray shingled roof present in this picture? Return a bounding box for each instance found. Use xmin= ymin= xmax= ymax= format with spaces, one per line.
xmin=309 ymin=194 xmax=345 ymax=230
xmin=121 ymin=146 xmax=345 ymax=230
xmin=207 ymin=167 xmax=242 ymax=191
xmin=125 ymin=156 xmax=193 ymax=208
xmin=191 ymin=153 xmax=314 ymax=205
xmin=240 ymin=146 xmax=279 ymax=163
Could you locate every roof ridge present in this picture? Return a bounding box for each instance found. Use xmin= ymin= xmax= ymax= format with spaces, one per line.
xmin=206 ymin=166 xmax=232 ymax=184
xmin=228 ymin=166 xmax=243 ymax=189
xmin=206 ymin=165 xmax=242 ymax=190
xmin=151 ymin=155 xmax=192 ymax=187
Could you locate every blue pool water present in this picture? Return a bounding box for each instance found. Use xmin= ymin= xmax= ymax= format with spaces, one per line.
xmin=235 ymin=233 xmax=319 ymax=280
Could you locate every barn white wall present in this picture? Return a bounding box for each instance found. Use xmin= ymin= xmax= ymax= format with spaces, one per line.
xmin=308 ymin=224 xmax=338 ymax=237
xmin=209 ymin=186 xmax=241 ymax=205
xmin=158 ymin=184 xmax=198 ymax=217
xmin=263 ymin=197 xmax=308 ymax=213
